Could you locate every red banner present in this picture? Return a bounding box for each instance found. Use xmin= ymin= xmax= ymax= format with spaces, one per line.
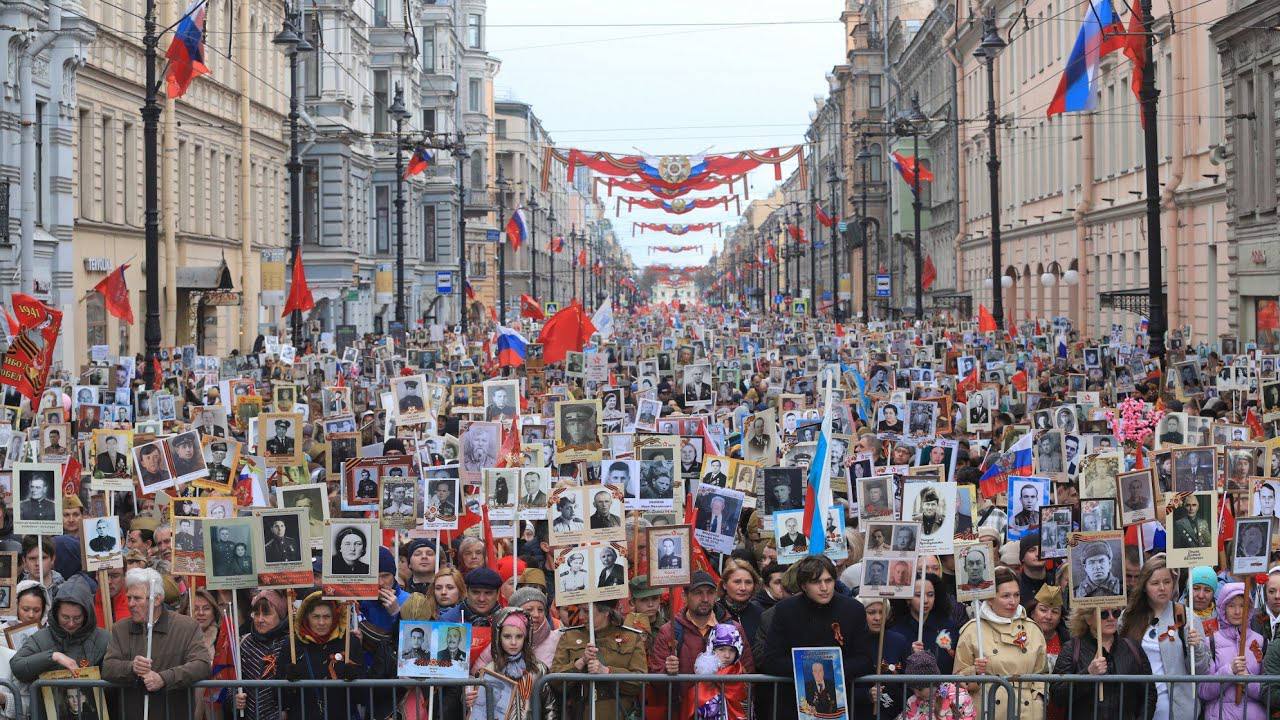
xmin=632 ymin=222 xmax=721 ymax=237
xmin=0 ymin=294 xmax=62 ymax=404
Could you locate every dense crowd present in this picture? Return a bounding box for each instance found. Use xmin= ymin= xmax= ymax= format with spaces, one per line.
xmin=0 ymin=303 xmax=1276 ymax=720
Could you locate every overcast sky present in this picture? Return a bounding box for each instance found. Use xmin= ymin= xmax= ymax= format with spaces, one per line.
xmin=487 ymin=1 xmax=848 ymax=268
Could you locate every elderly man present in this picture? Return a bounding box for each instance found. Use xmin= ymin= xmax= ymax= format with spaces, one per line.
xmin=102 ymin=568 xmax=211 ymax=720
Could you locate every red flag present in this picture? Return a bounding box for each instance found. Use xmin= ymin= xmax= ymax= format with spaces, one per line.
xmin=151 ymin=355 xmax=163 ymax=390
xmin=921 ymin=255 xmax=937 ymax=291
xmin=766 ymin=243 xmax=778 ymax=263
xmin=464 ymin=281 xmax=477 ymax=301
xmin=815 ymin=202 xmax=836 ymax=228
xmin=549 ymin=235 xmax=565 ymax=253
xmin=787 ymin=224 xmax=805 ymax=243
xmin=955 ymin=368 xmax=979 ymax=403
xmin=575 ymin=249 xmax=587 ymax=267
xmin=1010 ymin=369 xmax=1029 ymax=392
xmin=1122 ymin=3 xmax=1145 ymax=111
xmin=282 ymin=254 xmax=315 ymax=316
xmin=977 ymin=304 xmax=998 ymax=333
xmin=1007 ymin=317 xmax=1019 ymax=338
xmin=519 ymin=294 xmax=545 ymax=321
xmin=92 ymin=264 xmax=134 ymax=324
xmin=0 ymin=294 xmax=62 ymax=404
xmin=1247 ymin=408 xmax=1265 ymax=440
xmin=536 ymin=301 xmax=596 ymax=364
xmin=834 ymin=323 xmax=845 ymax=338
xmin=1 ymin=306 xmax=17 ymax=337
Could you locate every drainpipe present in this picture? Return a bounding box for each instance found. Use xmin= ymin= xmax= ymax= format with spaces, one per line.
xmin=1074 ymin=116 xmax=1095 ymax=331
xmin=1160 ymin=33 xmax=1185 ymax=334
xmin=18 ymin=0 xmax=65 ymax=296
xmin=943 ymin=11 xmax=965 ymax=299
xmin=238 ymin=0 xmax=253 ymax=352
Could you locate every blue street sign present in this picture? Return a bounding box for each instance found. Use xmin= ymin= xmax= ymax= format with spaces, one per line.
xmin=485 ymin=229 xmax=501 ymax=242
xmin=436 ymin=271 xmax=453 ymax=294
xmin=838 ymin=221 xmax=848 ymax=232
xmin=875 ymin=274 xmax=891 ymax=297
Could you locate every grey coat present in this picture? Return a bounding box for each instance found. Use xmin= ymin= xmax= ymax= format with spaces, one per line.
xmin=10 ymin=577 xmax=111 ymax=680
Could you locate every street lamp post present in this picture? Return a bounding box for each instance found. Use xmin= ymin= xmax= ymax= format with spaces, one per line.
xmin=528 ymin=192 xmax=540 ymax=300
xmin=826 ymin=161 xmax=840 ymax=322
xmin=856 ymin=142 xmax=871 ymax=320
xmin=389 ymin=83 xmax=410 ymax=326
xmin=895 ymin=92 xmax=928 ymax=321
xmin=496 ymin=165 xmax=509 ymax=324
xmin=451 ymin=132 xmax=469 ymax=338
xmin=142 ymin=0 xmax=161 ymax=385
xmin=273 ymin=6 xmax=312 ymax=349
xmin=570 ymin=226 xmax=578 ymax=301
xmin=977 ymin=14 xmax=1006 ymax=330
xmin=547 ymin=209 xmax=556 ymax=306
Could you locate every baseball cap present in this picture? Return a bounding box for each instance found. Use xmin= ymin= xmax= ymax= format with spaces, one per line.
xmin=687 ymin=570 xmax=716 ymax=591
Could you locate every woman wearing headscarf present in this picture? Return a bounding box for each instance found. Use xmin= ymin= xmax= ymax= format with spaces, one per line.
xmin=282 ymin=591 xmax=393 ymax=720
xmin=235 ymin=590 xmax=291 ymax=720
xmin=189 ymin=589 xmax=236 ymax=720
xmin=1199 ymin=582 xmax=1265 ymax=720
xmin=465 ymin=607 xmax=555 ymax=720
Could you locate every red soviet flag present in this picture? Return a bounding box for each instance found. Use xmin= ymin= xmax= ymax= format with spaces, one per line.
xmin=977 ymin=304 xmax=998 ymax=333
xmin=92 ymin=264 xmax=134 ymax=324
xmin=537 ymin=301 xmax=596 ymax=365
xmin=282 ymin=254 xmax=315 ymax=316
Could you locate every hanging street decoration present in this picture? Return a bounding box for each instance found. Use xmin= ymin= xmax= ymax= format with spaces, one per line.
xmin=544 ymin=146 xmax=807 ymax=192
xmin=616 ymin=195 xmax=740 ymax=217
xmin=646 ymin=245 xmax=702 ymax=255
xmin=632 ymin=222 xmax=722 ymax=237
xmin=592 ymin=174 xmax=747 ymax=201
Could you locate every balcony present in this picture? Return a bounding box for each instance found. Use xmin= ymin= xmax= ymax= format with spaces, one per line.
xmin=464 ymin=188 xmax=493 ymax=218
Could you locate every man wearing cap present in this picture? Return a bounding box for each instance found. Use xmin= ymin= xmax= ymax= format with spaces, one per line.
xmin=401 ymin=538 xmax=436 ymax=594
xmin=167 ymin=433 xmax=204 ymax=477
xmin=1074 ymin=541 xmax=1122 ymax=598
xmin=650 ymin=570 xmax=755 ymax=681
xmin=439 ymin=567 xmax=502 ymax=658
xmin=560 ymin=403 xmax=598 ymax=447
xmin=1017 ymin=533 xmax=1054 ymax=609
xmin=398 ymin=380 xmax=425 ymax=414
xmin=266 ymin=419 xmax=294 ymax=455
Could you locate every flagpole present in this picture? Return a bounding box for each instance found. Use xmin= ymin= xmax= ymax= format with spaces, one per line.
xmin=1138 ymin=0 xmax=1166 ymax=359
xmin=142 ymin=0 xmax=161 ymax=388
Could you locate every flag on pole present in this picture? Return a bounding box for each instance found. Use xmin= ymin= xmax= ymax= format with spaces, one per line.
xmin=1047 ymin=0 xmax=1126 ymax=117
xmin=537 ymin=302 xmax=596 ymax=364
xmin=591 ymin=298 xmax=614 ymax=341
xmin=787 ymin=224 xmax=805 ymax=243
xmin=802 ymin=386 xmax=836 ymax=556
xmin=890 ymin=151 xmax=934 ymax=191
xmin=815 ymin=202 xmax=837 ymax=228
xmin=403 ymin=147 xmax=433 ymax=178
xmin=495 ymin=326 xmax=529 ymax=367
xmin=92 ymin=263 xmax=135 ymax=324
xmin=519 ymin=294 xmax=545 ymax=321
xmin=165 ymin=0 xmax=210 ymax=98
xmin=977 ymin=304 xmax=998 ymax=333
xmin=921 ymin=255 xmax=937 ymax=291
xmin=549 ymin=235 xmax=565 ymax=253
xmin=978 ymin=432 xmax=1035 ymax=499
xmin=282 ymin=254 xmax=315 ymax=316
xmin=504 ymin=210 xmax=528 ymax=251
xmin=464 ymin=281 xmax=476 ymax=301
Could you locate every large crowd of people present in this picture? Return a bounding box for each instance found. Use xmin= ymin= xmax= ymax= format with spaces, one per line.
xmin=0 ymin=301 xmax=1276 ymax=720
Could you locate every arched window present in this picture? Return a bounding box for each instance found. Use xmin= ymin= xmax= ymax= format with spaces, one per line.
xmin=470 ymin=150 xmax=483 ymax=188
xmin=869 ymin=143 xmax=883 ymax=182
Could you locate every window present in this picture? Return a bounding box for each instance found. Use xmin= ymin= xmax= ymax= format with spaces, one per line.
xmin=468 ymin=255 xmax=487 ymax=278
xmin=124 ymin=123 xmax=136 ymax=225
xmin=374 ymin=0 xmax=387 ymax=27
xmin=468 ymin=77 xmax=481 ymax=113
xmin=495 ymin=119 xmax=507 ymax=139
xmin=34 ymin=102 xmax=44 ymax=226
xmin=79 ymin=111 xmax=92 ymax=218
xmin=467 ymin=13 xmax=482 ymax=49
xmin=374 ymin=70 xmax=390 ymax=133
xmin=869 ymin=75 xmax=882 ymax=107
xmin=1260 ymin=70 xmax=1276 ymax=210
xmin=375 ymin=185 xmax=390 ymax=253
xmin=422 ymin=108 xmax=436 ymax=134
xmin=117 ymin=312 xmax=130 ymax=356
xmin=869 ymin=143 xmax=882 ymax=182
xmin=470 ymin=150 xmax=483 ymax=188
xmin=303 ymin=161 xmax=320 ymax=245
xmin=422 ymin=33 xmax=435 ymax=72
xmin=303 ymin=11 xmax=320 ymax=96
xmin=86 ymin=293 xmax=107 ymax=348
xmin=919 ymin=159 xmax=932 ymax=207
xmin=423 ymin=205 xmax=437 ymax=261
xmin=1239 ymin=72 xmax=1255 ymax=212
xmin=194 ymin=144 xmax=205 ymax=233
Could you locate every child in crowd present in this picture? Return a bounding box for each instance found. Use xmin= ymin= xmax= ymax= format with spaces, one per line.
xmin=688 ymin=624 xmax=750 ymax=720
xmin=896 ymin=650 xmax=975 ymax=720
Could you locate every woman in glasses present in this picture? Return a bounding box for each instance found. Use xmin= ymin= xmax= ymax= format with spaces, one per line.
xmin=1048 ymin=605 xmax=1155 ymax=720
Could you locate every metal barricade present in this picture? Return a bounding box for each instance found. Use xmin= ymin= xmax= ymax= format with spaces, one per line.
xmin=1023 ymin=672 xmax=1280 ymax=720
xmin=30 ymin=677 xmax=495 ymax=720
xmin=0 ymin=679 xmax=22 ymax=719
xmin=531 ymin=672 xmax=1018 ymax=720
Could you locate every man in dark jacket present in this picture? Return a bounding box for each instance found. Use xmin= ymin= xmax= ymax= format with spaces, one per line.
xmin=11 ymin=575 xmax=111 ymax=679
xmin=761 ymin=556 xmax=874 ymax=720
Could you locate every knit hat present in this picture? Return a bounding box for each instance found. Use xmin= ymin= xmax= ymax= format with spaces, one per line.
xmin=903 ymin=650 xmax=940 ymax=676
xmin=404 ymin=538 xmax=436 ymax=559
xmin=1190 ymin=566 xmax=1219 ymax=593
xmin=251 ymin=589 xmax=289 ymax=620
xmin=1019 ymin=532 xmax=1041 ymax=562
xmin=465 ymin=567 xmax=502 ymax=590
xmin=1034 ymin=584 xmax=1063 ymax=610
xmin=508 ymin=586 xmax=548 ymax=610
xmin=999 ymin=540 xmax=1021 ymax=567
xmin=495 ymin=555 xmax=526 ymax=583
xmin=378 ymin=547 xmax=396 ymax=575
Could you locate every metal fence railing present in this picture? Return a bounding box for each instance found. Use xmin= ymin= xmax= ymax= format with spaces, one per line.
xmin=29 ymin=677 xmax=494 ymax=720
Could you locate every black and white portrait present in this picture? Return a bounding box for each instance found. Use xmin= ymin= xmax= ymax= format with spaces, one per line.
xmin=328 ymin=523 xmax=374 ymax=576
xmin=1069 ymin=532 xmax=1125 ymax=606
xmin=261 ymin=513 xmax=304 ymax=564
xmin=1233 ymin=516 xmax=1272 ymax=574
xmin=13 ymin=463 xmax=60 ymax=533
xmin=459 ymin=422 xmax=501 ymax=479
xmin=482 ymin=380 xmax=520 ymax=422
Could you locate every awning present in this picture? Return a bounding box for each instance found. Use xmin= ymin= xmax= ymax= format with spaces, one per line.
xmin=176 ymin=260 xmax=235 ymax=290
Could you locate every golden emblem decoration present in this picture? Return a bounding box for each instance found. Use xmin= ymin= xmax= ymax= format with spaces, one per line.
xmin=657 ymin=155 xmax=692 ymax=184
xmin=670 ymin=199 xmax=688 ymax=212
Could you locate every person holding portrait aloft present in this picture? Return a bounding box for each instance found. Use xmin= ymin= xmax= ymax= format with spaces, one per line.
xmin=954 ymin=566 xmax=1048 ymax=720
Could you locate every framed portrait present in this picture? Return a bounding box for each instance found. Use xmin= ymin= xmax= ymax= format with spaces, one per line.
xmin=481 ymin=379 xmax=520 ymax=422
xmin=1117 ymin=469 xmax=1157 ymax=526
xmin=1006 ymin=476 xmax=1051 ymax=542
xmin=396 ymin=620 xmax=471 ymax=679
xmin=272 ymin=382 xmax=298 ymax=413
xmin=600 ymin=459 xmax=641 ymax=507
xmin=391 ymin=374 xmax=430 ymax=425
xmin=692 ymin=484 xmax=745 ymax=556
xmin=555 ymin=400 xmax=602 ymax=464
xmin=259 ymin=412 xmax=303 ymax=468
xmin=132 ymin=439 xmax=176 ymax=494
xmin=321 ymin=519 xmax=379 ymax=598
xmin=1172 ymin=446 xmax=1217 ymax=493
xmin=635 ymin=435 xmax=687 ymax=501
xmin=423 ymin=465 xmax=460 ymax=530
xmin=0 ymin=553 xmax=16 ymax=588
xmin=459 ymin=421 xmax=501 ymax=482
xmin=513 ymin=467 xmax=552 ymax=521
xmin=1233 ymin=516 xmax=1273 ymax=575
xmin=634 ymin=398 xmax=662 ymax=433
xmin=636 ymin=459 xmax=676 ymax=512
xmin=1068 ymin=530 xmax=1126 ymax=608
xmin=171 ymin=515 xmax=206 ymax=575
xmin=1037 ymin=505 xmax=1074 ymax=560
xmin=380 ymin=475 xmax=421 ymax=530
xmin=762 ymin=467 xmax=805 ymax=517
xmin=900 ymin=480 xmax=956 ymax=555
xmin=12 ymin=462 xmax=62 ymax=536
xmin=276 ymin=482 xmax=329 ymax=548
xmin=857 ymin=476 xmax=895 ymax=521
xmin=1165 ymin=491 xmax=1218 ymax=568
xmin=954 ymin=540 xmax=997 ymax=602
xmin=89 ymin=429 xmax=133 ymax=491
xmin=647 ymin=525 xmax=692 ymax=588
xmin=195 ymin=435 xmax=238 ymax=494
xmin=253 ymin=508 xmax=311 ymax=588
xmin=1079 ymin=498 xmax=1117 ymax=531
xmin=965 ymin=390 xmax=994 ymax=432
xmin=792 ymin=646 xmax=848 ymax=720
xmin=321 ymin=386 xmax=353 ymax=417
xmin=1034 ymin=430 xmax=1065 ymax=475
xmin=773 ymin=509 xmax=808 ymax=563
xmin=202 ymin=517 xmax=257 ymax=590
xmin=39 ymin=667 xmax=109 ymax=720
xmin=552 ymin=546 xmax=593 ymax=606
xmin=1254 ymin=477 xmax=1280 ymax=522
xmin=472 ymin=670 xmax=516 ymax=720
xmin=482 ymin=468 xmax=518 ymax=519
xmin=161 ymin=429 xmax=209 ymax=485
xmin=1079 ymin=451 xmax=1123 ymax=499
xmin=82 ymin=516 xmax=123 ymax=572
xmin=39 ymin=423 xmax=70 ymax=464
xmin=329 ymin=432 xmax=361 ymax=490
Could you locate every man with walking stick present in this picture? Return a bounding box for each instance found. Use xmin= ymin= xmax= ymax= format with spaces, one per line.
xmin=102 ymin=568 xmax=211 ymax=720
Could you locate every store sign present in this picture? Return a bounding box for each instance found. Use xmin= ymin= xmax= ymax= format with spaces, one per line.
xmin=83 ymin=257 xmax=113 ymax=273
xmin=203 ymin=290 xmax=242 ymax=306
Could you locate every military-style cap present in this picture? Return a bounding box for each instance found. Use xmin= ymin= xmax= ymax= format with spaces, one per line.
xmin=629 ymin=575 xmax=664 ymax=599
xmin=274 ymin=419 xmax=291 ymax=429
xmin=1080 ymin=541 xmax=1112 ymax=563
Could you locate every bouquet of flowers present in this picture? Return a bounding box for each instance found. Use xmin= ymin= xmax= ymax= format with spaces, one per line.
xmin=1104 ymin=397 xmax=1164 ymax=447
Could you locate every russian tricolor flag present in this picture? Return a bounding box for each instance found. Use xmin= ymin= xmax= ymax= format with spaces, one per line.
xmin=1047 ymin=0 xmax=1126 ymax=117
xmin=495 ymin=326 xmax=528 ymax=367
xmin=802 ymin=387 xmax=837 ymax=556
xmin=978 ymin=432 xmax=1035 ymax=499
xmin=505 ymin=210 xmax=528 ymax=251
xmin=165 ymin=0 xmax=210 ymax=99
xmin=404 ymin=147 xmax=432 ymax=178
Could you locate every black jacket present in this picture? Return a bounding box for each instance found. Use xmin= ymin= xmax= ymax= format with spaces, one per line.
xmin=1050 ymin=635 xmax=1156 ymax=720
xmin=761 ymin=593 xmax=875 ymax=720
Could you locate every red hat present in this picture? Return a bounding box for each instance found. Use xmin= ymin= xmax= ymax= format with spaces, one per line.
xmin=495 ymin=555 xmax=527 ymax=583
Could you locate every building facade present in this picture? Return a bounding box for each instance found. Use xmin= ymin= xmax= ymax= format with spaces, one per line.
xmin=1212 ymin=0 xmax=1280 ymax=352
